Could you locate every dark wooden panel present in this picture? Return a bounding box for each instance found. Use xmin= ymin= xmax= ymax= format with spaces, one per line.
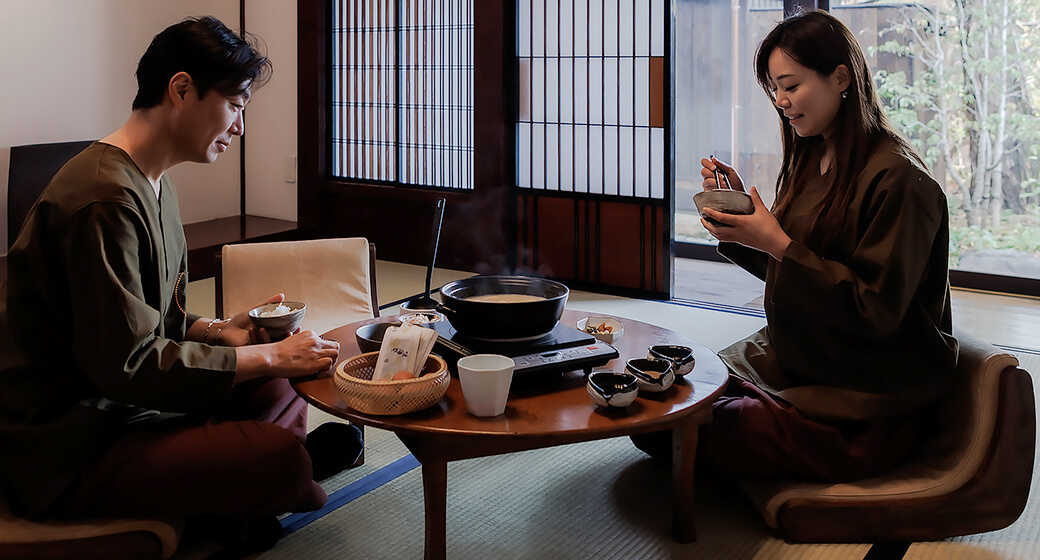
xmin=576 ymin=199 xmax=592 ymax=281
xmin=516 ymin=192 xmax=670 ymax=298
xmin=517 ymin=193 xmax=535 ymax=271
xmin=599 ymin=201 xmax=645 ymax=289
xmin=318 ymin=185 xmax=492 ymax=272
xmin=532 ymin=197 xmax=577 ymax=279
xmin=647 ymin=205 xmax=671 ymax=294
xmin=297 ymin=0 xmax=328 ymax=238
xmin=950 ymin=270 xmax=1040 ymax=297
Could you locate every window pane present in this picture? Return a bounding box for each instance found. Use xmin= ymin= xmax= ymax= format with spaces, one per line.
xmin=675 ymin=0 xmax=756 ymax=247
xmin=332 ymin=0 xmax=474 ymax=189
xmin=866 ymin=1 xmax=1040 ymax=281
xmin=517 ymin=0 xmax=669 ymax=198
xmin=517 ymin=0 xmax=664 ymax=199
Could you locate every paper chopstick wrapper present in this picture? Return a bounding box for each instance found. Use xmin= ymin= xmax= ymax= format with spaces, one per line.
xmin=372 ymin=323 xmax=439 ymax=381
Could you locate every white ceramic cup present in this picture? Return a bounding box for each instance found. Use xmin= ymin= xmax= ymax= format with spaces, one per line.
xmin=456 ymin=354 xmax=515 ymax=417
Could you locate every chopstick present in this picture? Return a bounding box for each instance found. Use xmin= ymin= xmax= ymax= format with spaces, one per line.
xmin=710 ymin=154 xmax=726 ymax=190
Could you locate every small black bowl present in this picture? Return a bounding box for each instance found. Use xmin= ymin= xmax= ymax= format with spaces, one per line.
xmin=586 ymin=371 xmax=638 ymax=408
xmin=648 ymin=345 xmax=696 ymax=376
xmin=625 ymin=357 xmax=675 ymax=393
xmin=354 ymin=321 xmax=402 ymax=353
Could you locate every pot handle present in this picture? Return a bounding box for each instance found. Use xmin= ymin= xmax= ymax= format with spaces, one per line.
xmin=435 ymin=302 xmax=456 ymax=320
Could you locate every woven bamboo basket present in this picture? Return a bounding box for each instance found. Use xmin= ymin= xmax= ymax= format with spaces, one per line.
xmin=334 ymin=352 xmax=450 ymax=415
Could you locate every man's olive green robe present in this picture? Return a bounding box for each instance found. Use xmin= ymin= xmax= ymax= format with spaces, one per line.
xmin=0 ymin=143 xmax=236 ymax=516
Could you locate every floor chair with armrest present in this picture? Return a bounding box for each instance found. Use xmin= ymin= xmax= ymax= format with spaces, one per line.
xmin=7 ymin=140 xmax=95 ymax=251
xmin=0 ymin=509 xmax=182 ymax=560
xmin=739 ymin=331 xmax=1035 ymax=542
xmin=218 ymin=237 xmax=380 ymax=467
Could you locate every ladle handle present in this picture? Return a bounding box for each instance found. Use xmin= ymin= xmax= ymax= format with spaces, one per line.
xmin=424 ymin=198 xmax=446 ymax=297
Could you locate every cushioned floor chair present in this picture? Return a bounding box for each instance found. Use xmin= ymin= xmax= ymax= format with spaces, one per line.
xmin=739 ymin=331 xmax=1036 ymax=542
xmin=219 ymin=236 xmax=380 ymax=469
xmin=218 ymin=237 xmax=379 ymax=334
xmin=0 ymin=510 xmax=181 ymax=559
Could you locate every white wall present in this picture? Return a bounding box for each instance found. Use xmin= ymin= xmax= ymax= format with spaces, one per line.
xmin=0 ymin=0 xmax=298 ymax=254
xmin=244 ymin=1 xmax=298 ymax=221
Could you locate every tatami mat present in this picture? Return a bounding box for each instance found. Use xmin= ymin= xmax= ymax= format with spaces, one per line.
xmin=261 ymin=427 xmax=875 ymax=560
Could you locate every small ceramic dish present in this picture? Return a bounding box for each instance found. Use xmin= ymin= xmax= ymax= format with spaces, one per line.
xmin=399 ymin=312 xmax=444 ymax=326
xmin=576 ymin=316 xmax=624 ymax=344
xmin=647 ymin=345 xmax=696 ymax=377
xmin=693 ymin=190 xmax=754 ymax=226
xmin=248 ymin=301 xmax=306 ymax=340
xmin=354 ymin=321 xmax=404 ymax=353
xmin=625 ymin=357 xmax=675 ymax=393
xmin=586 ymin=371 xmax=638 ymax=408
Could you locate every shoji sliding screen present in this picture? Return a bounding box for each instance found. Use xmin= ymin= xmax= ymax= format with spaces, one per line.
xmin=331 ymin=0 xmax=474 ymax=189
xmin=517 ymin=0 xmax=666 ymax=199
xmin=514 ymin=1 xmax=672 ymax=297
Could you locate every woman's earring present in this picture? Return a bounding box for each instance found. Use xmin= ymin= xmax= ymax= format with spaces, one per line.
xmin=841 ymin=90 xmax=848 ymax=99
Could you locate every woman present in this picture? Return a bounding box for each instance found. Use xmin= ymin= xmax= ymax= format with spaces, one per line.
xmin=636 ymin=10 xmax=958 ymax=482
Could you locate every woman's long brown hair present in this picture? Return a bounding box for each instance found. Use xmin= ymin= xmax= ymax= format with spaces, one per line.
xmin=754 ymin=10 xmax=920 ymax=249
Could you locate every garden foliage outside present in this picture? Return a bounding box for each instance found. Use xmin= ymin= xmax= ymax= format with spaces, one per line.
xmin=873 ymin=0 xmax=1040 ymax=271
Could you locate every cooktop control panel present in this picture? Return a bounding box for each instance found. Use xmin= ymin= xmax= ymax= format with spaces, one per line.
xmin=509 ymin=340 xmax=619 ymax=376
xmin=430 ymin=322 xmax=619 ymax=376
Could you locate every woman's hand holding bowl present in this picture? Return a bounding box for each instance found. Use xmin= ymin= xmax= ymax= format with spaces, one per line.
xmin=701 ymin=186 xmax=792 ymax=262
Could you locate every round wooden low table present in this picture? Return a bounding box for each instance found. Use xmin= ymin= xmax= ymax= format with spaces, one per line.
xmin=293 ymin=310 xmax=729 ymax=560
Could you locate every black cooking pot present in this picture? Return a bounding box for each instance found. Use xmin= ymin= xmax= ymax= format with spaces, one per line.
xmin=437 ymin=276 xmax=569 ymax=341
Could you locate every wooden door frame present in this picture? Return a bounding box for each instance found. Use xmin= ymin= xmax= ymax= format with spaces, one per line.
xmin=298 ymin=0 xmax=673 ymax=299
xmin=298 ymin=0 xmax=514 ymax=274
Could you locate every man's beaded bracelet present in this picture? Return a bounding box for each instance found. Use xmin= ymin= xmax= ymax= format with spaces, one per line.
xmin=203 ymin=319 xmax=221 ymax=345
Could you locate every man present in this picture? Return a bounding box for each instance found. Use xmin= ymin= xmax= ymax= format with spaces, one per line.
xmin=0 ymin=16 xmax=360 ymax=553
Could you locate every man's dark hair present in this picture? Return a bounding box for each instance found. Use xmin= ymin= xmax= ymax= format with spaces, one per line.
xmin=132 ymin=16 xmax=272 ymax=110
